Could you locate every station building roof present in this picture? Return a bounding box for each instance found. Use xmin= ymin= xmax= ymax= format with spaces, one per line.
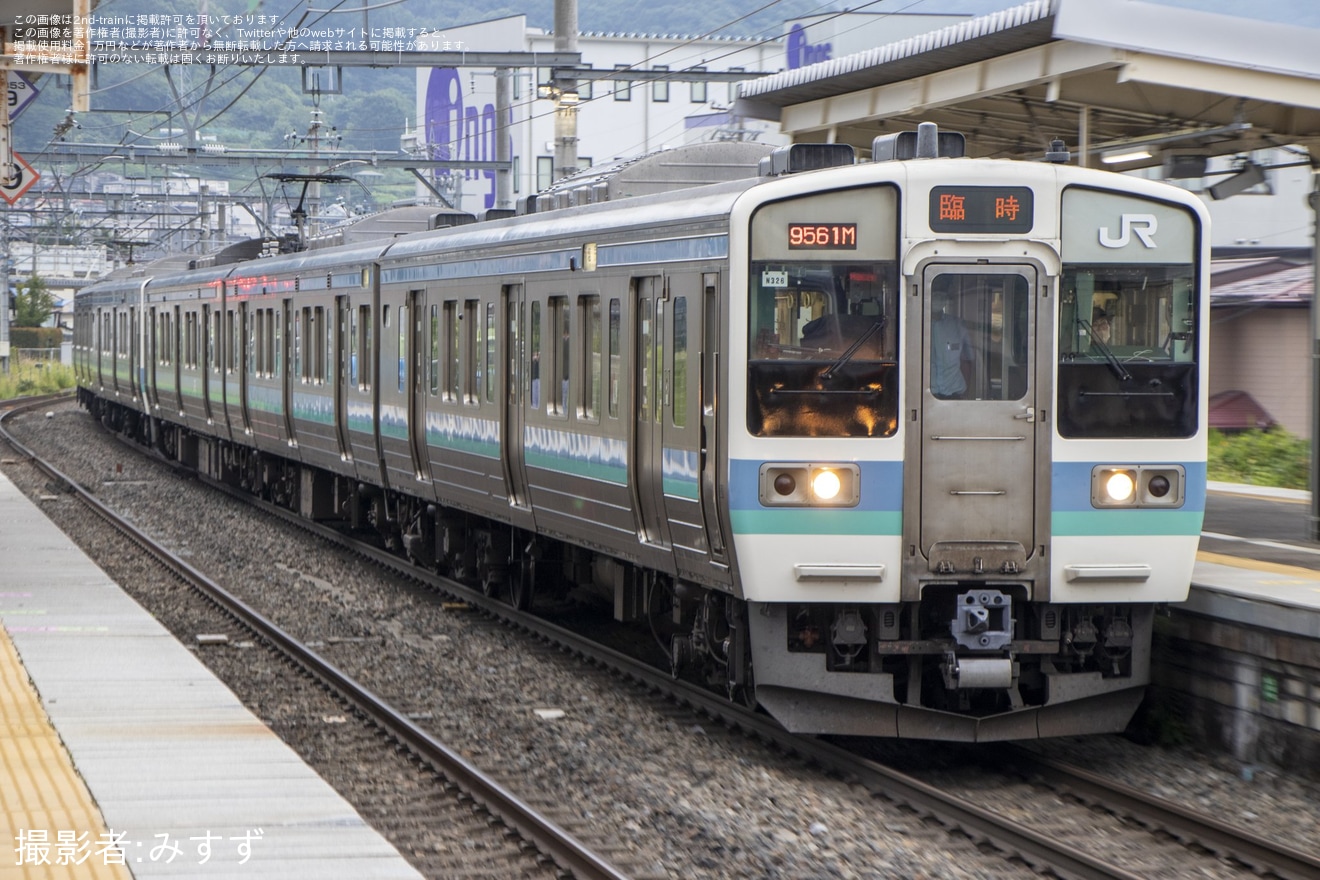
xmin=735 ymin=0 xmax=1320 ymax=166
xmin=1211 ymin=256 xmax=1314 ymax=307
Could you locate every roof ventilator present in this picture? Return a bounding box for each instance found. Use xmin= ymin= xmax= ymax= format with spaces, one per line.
xmin=759 ymin=143 xmax=856 ymax=177
xmin=871 ymin=122 xmax=966 ymax=162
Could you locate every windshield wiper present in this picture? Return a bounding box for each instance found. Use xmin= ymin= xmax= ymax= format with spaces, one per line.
xmin=821 ymin=316 xmax=886 ymax=381
xmin=1079 ymin=319 xmax=1131 ymax=382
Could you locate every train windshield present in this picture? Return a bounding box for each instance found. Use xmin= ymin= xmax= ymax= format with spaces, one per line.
xmin=747 ymin=262 xmax=900 ymax=437
xmin=1056 ymin=189 xmax=1200 ymax=439
xmin=1056 ymin=262 xmax=1198 ymax=438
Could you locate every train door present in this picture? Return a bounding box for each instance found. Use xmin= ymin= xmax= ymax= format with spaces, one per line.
xmin=146 ymin=305 xmax=159 ymax=410
xmin=632 ymin=276 xmax=672 ymax=548
xmin=501 ymin=284 xmax=531 ymax=509
xmin=919 ymin=264 xmax=1037 ymax=572
xmin=653 ymin=276 xmax=708 ymax=561
xmin=699 ymin=272 xmax=727 ymax=560
xmin=407 ymin=290 xmax=428 ymax=480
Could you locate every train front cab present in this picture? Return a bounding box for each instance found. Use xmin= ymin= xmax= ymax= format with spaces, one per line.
xmin=726 ymin=157 xmax=1207 ymax=741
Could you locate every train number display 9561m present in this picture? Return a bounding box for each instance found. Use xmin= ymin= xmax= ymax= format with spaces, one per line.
xmin=76 ymin=125 xmax=1207 ymax=740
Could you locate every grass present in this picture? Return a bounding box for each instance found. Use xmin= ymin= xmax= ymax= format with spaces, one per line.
xmin=1207 ymin=428 xmax=1310 ymax=490
xmin=0 ymin=358 xmax=77 ymax=399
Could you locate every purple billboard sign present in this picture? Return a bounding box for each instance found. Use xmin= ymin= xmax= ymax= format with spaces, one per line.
xmin=424 ymin=67 xmax=510 ymax=210
xmin=786 ymin=23 xmax=831 ymax=69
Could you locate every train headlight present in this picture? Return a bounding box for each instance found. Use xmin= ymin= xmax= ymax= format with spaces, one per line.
xmin=760 ymin=463 xmax=860 ymax=507
xmin=812 ymin=469 xmax=842 ymax=501
xmin=1091 ymin=465 xmax=1186 ymax=508
xmin=1104 ymin=471 xmax=1136 ymax=503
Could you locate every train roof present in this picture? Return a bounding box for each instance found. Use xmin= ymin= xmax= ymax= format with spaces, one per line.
xmin=383 ymin=175 xmax=765 ymax=264
xmin=523 ymin=141 xmax=776 ymax=213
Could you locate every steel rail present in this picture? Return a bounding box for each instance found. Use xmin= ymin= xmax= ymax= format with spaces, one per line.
xmin=1005 ymin=746 xmax=1320 ymax=880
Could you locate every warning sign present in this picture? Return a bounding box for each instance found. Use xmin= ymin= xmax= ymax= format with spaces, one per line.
xmin=1 ymin=152 xmax=38 ymax=205
xmin=7 ymin=71 xmax=40 ymax=121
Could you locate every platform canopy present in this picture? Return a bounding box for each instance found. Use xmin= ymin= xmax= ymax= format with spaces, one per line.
xmin=735 ymin=0 xmax=1320 ymax=169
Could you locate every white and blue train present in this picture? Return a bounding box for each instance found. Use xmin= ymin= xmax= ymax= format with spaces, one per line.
xmin=76 ymin=127 xmax=1208 ymax=740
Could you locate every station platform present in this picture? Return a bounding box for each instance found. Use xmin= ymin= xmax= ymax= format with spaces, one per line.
xmin=1197 ymin=480 xmax=1320 ymax=631
xmin=0 ymin=470 xmax=424 ymax=880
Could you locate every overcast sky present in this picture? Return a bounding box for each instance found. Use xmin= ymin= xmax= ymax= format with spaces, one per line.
xmin=908 ymin=0 xmax=1320 ymax=27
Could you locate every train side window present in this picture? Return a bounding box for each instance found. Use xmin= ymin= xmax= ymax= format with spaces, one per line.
xmin=311 ymin=307 xmax=322 ymax=383
xmin=429 ymin=305 xmax=440 ymax=396
xmin=273 ymin=308 xmax=282 ymax=378
xmin=258 ymin=310 xmax=266 ymax=377
xmin=672 ymin=295 xmax=687 ymax=427
xmin=607 ymin=298 xmax=620 ymax=419
xmin=324 ymin=307 xmax=333 ymax=385
xmin=293 ymin=307 xmax=301 ymax=381
xmin=349 ymin=306 xmax=359 ymax=387
xmin=581 ymin=294 xmax=601 ymax=422
xmin=484 ymin=302 xmax=497 ymax=404
xmin=397 ymin=304 xmax=408 ymax=394
xmin=548 ymin=296 xmax=569 ymax=417
xmin=358 ymin=305 xmax=372 ymax=390
xmin=444 ymin=300 xmax=459 ymax=402
xmin=225 ymin=310 xmax=235 ymax=374
xmin=464 ymin=299 xmax=479 ymax=405
xmin=297 ymin=308 xmax=306 ymax=379
xmin=529 ymin=301 xmax=543 ymax=410
xmin=208 ymin=309 xmax=219 ymax=374
xmin=251 ymin=310 xmax=261 ymax=376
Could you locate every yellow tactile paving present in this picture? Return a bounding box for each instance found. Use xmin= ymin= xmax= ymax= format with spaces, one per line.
xmin=0 ymin=626 xmax=133 ymax=880
xmin=1197 ymin=549 xmax=1320 ymax=580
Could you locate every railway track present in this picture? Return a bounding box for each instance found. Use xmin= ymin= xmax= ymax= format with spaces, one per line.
xmin=6 ymin=397 xmax=1319 ymax=880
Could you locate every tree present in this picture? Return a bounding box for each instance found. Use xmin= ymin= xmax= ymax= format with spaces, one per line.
xmin=14 ymin=274 xmax=56 ymax=327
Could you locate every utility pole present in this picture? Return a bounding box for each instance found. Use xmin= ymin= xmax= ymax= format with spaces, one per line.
xmin=1310 ymin=172 xmax=1320 ymax=539
xmin=552 ymin=0 xmax=580 ymax=183
xmin=495 ymin=69 xmax=514 ymax=210
xmin=1 ymin=199 xmax=10 ymax=373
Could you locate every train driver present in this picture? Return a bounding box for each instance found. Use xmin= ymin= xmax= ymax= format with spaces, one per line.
xmin=930 ymin=292 xmax=974 ymax=399
xmin=1090 ymin=308 xmax=1114 ymax=350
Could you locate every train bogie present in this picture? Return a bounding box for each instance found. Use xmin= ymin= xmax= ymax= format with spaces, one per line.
xmin=76 ymin=131 xmax=1208 ymax=741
